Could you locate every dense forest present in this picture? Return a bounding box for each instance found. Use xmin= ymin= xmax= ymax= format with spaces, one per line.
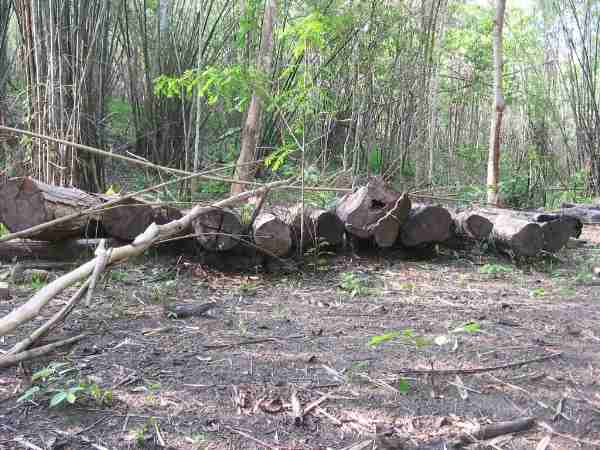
xmin=0 ymin=0 xmax=598 ymax=209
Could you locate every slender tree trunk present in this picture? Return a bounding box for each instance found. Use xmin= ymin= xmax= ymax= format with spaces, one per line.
xmin=231 ymin=0 xmax=275 ymax=195
xmin=486 ymin=0 xmax=507 ymax=205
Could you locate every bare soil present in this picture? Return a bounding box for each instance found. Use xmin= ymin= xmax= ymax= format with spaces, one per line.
xmin=2 ymin=228 xmax=600 ymax=449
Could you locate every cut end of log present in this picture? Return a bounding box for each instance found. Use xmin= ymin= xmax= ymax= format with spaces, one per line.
xmin=252 ymin=213 xmax=292 ymax=257
xmin=493 ymin=217 xmax=544 ymax=257
xmin=453 ymin=211 xmax=493 ymax=240
xmin=400 ymin=205 xmax=452 ymax=247
xmin=287 ymin=204 xmax=345 ymax=249
xmin=193 ymin=207 xmax=243 ymax=251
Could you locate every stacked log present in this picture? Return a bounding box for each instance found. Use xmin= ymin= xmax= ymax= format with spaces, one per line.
xmin=0 ymin=177 xmax=104 ymax=240
xmin=286 ymin=204 xmax=345 ymax=249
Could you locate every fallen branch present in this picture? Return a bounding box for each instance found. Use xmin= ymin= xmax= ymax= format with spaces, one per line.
xmin=0 ymin=334 xmax=86 ymax=368
xmin=0 ymin=180 xmax=289 ymax=339
xmin=392 ymin=353 xmax=561 ymax=376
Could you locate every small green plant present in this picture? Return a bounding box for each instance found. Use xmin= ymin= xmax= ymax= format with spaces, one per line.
xmin=0 ymin=223 xmax=8 ymax=237
xmin=110 ymin=270 xmax=129 ymax=282
xmin=530 ymin=287 xmax=546 ymax=298
xmin=238 ymin=281 xmax=258 ymax=295
xmin=18 ymin=362 xmax=113 ymax=408
xmin=198 ymin=179 xmax=229 ymax=195
xmin=29 ymin=272 xmax=47 ymax=290
xmin=339 ymin=272 xmax=372 ymax=297
xmin=305 ymin=239 xmax=335 ymax=271
xmin=240 ymin=203 xmax=255 ymax=225
xmin=479 ymin=263 xmax=513 ymax=277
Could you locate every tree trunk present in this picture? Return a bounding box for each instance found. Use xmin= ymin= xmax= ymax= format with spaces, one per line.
xmin=192 ymin=207 xmax=243 ymax=251
xmin=0 ymin=177 xmax=104 ymax=240
xmin=252 ymin=213 xmax=292 ymax=257
xmin=486 ymin=0 xmax=507 ymax=205
xmin=286 ymin=204 xmax=345 ymax=249
xmin=231 ymin=0 xmax=276 ymax=195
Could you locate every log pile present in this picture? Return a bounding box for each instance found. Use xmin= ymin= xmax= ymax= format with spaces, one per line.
xmin=0 ymin=176 xmax=584 ymax=265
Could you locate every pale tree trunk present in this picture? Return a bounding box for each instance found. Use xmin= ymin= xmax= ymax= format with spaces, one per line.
xmin=486 ymin=0 xmax=507 ymax=205
xmin=231 ymin=0 xmax=275 ymax=195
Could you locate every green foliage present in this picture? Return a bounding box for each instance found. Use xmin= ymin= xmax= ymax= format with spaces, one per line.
xmin=479 ymin=263 xmax=513 ymax=277
xmin=18 ymin=362 xmax=113 ymax=409
xmin=106 ymin=97 xmax=133 ymax=137
xmin=369 ymin=322 xmax=481 ymax=350
xmin=198 ymin=179 xmax=229 ymax=195
xmin=368 ymin=147 xmax=383 ymax=174
xmin=339 ymin=272 xmax=372 ymax=297
xmin=154 ymin=65 xmax=256 ymax=113
xmin=29 ymin=272 xmax=47 ymax=290
xmin=0 ymin=223 xmax=9 ymax=237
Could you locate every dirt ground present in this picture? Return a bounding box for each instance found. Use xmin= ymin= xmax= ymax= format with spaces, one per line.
xmin=2 ymin=228 xmax=600 ymax=450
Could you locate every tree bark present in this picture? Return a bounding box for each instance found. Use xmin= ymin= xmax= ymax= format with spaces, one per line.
xmin=486 ymin=0 xmax=507 ymax=205
xmin=231 ymin=0 xmax=276 ymax=195
xmin=477 ymin=212 xmax=544 ymax=257
xmin=452 ymin=210 xmax=494 ymax=240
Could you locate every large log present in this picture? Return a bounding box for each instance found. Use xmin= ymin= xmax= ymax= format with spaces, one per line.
xmin=556 ymin=206 xmax=600 ymax=224
xmin=192 ymin=207 xmax=243 ymax=251
xmin=400 ymin=205 xmax=452 ymax=247
xmin=0 ymin=177 xmax=103 ymax=240
xmin=0 ymin=238 xmax=121 ymax=262
xmin=335 ymin=177 xmax=407 ymax=242
xmin=479 ymin=207 xmax=582 ymax=251
xmin=478 ymin=212 xmax=544 ymax=257
xmin=100 ymin=195 xmax=182 ymax=241
xmin=286 ymin=204 xmax=345 ymax=249
xmin=252 ymin=213 xmax=292 ymax=257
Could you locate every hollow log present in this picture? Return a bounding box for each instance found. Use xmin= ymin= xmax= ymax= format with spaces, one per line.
xmin=286 ymin=204 xmax=345 ymax=249
xmin=452 ymin=210 xmax=493 ymax=240
xmin=192 ymin=207 xmax=243 ymax=251
xmin=0 ymin=177 xmax=103 ymax=240
xmin=335 ymin=177 xmax=403 ymax=240
xmin=100 ymin=195 xmax=183 ymax=241
xmin=478 ymin=212 xmax=544 ymax=257
xmin=0 ymin=238 xmax=121 ymax=262
xmin=400 ymin=205 xmax=452 ymax=247
xmin=252 ymin=213 xmax=292 ymax=257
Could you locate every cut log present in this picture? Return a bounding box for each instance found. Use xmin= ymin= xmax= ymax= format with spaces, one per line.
xmin=192 ymin=207 xmax=243 ymax=251
xmin=478 ymin=207 xmax=582 ymax=251
xmin=286 ymin=204 xmax=345 ymax=249
xmin=452 ymin=210 xmax=493 ymax=240
xmin=100 ymin=195 xmax=183 ymax=241
xmin=0 ymin=177 xmax=103 ymax=240
xmin=400 ymin=205 xmax=452 ymax=247
xmin=335 ymin=177 xmax=404 ymax=240
xmin=0 ymin=238 xmax=122 ymax=262
xmin=478 ymin=212 xmax=544 ymax=257
xmin=252 ymin=213 xmax=292 ymax=257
